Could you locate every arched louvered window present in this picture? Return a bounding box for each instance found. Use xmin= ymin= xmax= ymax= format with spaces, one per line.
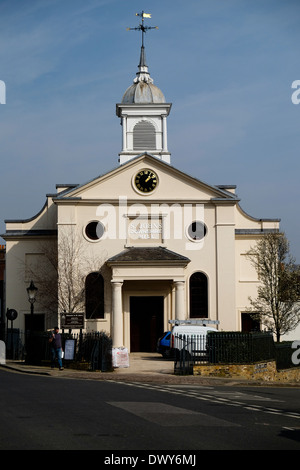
xmin=85 ymin=273 xmax=104 ymax=319
xmin=189 ymin=272 xmax=208 ymax=318
xmin=133 ymin=120 xmax=156 ymax=150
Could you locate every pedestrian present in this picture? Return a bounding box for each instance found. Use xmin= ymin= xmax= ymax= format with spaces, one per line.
xmin=49 ymin=326 xmax=64 ymax=370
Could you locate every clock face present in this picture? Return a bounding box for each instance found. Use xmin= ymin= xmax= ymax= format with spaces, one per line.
xmin=134 ymin=169 xmax=158 ymax=193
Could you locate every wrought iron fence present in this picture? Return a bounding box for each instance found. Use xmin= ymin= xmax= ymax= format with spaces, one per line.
xmin=174 ymin=331 xmax=277 ymax=375
xmin=4 ymin=329 xmax=113 ymax=371
xmin=71 ymin=331 xmax=113 ymax=371
xmin=5 ymin=328 xmax=26 ymax=360
xmin=207 ymin=332 xmax=276 ymax=364
xmin=174 ymin=334 xmax=209 ymax=375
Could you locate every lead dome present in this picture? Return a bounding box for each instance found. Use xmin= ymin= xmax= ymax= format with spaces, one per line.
xmin=121 ymin=46 xmax=166 ymax=104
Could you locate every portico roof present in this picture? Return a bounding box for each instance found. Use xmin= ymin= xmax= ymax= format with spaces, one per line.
xmin=107 ymin=246 xmax=190 ymax=266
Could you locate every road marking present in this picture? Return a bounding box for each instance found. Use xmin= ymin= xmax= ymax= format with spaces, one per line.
xmin=108 ymin=380 xmax=300 ymax=421
xmin=108 ymin=401 xmax=239 ymax=427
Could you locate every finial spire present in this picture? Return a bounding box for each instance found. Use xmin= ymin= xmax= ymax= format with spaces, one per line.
xmin=127 ymin=12 xmax=158 ymax=85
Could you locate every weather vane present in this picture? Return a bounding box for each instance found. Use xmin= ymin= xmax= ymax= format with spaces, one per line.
xmin=126 ymin=11 xmax=158 ymax=47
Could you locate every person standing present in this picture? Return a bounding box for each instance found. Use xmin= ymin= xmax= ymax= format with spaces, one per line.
xmin=49 ymin=326 xmax=64 ymax=370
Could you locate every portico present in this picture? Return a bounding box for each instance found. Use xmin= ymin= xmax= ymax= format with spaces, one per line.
xmin=107 ymin=247 xmax=190 ymax=348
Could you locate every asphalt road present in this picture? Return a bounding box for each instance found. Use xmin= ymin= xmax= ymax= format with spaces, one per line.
xmin=0 ymin=369 xmax=299 ymax=452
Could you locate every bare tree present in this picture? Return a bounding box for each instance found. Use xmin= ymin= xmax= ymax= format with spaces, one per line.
xmin=247 ymin=232 xmax=300 ymax=342
xmin=25 ymin=229 xmax=106 ymax=325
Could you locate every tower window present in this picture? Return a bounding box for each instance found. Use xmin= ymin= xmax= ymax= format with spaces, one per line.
xmin=133 ymin=121 xmax=156 ymax=150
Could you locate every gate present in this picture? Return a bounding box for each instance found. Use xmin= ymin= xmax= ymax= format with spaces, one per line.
xmin=173 ymin=334 xmax=208 ymax=375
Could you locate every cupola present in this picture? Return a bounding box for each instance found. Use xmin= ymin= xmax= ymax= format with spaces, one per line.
xmin=116 ymin=13 xmax=172 ymax=165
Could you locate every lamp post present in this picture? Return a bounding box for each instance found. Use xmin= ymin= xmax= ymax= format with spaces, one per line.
xmin=27 ymin=280 xmax=38 ymax=333
xmin=26 ymin=280 xmax=38 ymax=364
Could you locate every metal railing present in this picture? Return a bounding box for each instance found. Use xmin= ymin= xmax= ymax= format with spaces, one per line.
xmin=174 ymin=331 xmax=277 ymax=375
xmin=3 ymin=329 xmax=113 ymax=371
xmin=5 ymin=328 xmax=26 ymax=360
xmin=207 ymin=332 xmax=275 ymax=364
xmin=174 ymin=334 xmax=209 ymax=375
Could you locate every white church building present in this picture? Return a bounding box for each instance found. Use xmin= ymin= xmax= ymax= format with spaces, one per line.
xmin=3 ymin=34 xmax=280 ymax=351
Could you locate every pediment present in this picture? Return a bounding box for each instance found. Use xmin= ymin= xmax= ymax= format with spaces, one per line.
xmin=53 ymin=154 xmax=238 ymax=204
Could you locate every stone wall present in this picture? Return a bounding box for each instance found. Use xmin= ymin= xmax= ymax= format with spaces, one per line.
xmin=193 ymin=361 xmax=300 ymax=383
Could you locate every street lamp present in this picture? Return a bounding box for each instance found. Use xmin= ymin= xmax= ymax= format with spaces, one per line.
xmin=26 ymin=280 xmax=38 ymax=365
xmin=27 ymin=280 xmax=38 ymax=331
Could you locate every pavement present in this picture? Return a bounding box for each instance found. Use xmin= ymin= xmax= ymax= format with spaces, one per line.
xmin=2 ymin=352 xmax=299 ymax=387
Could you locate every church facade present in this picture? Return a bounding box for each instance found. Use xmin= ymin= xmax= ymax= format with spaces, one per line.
xmin=3 ymin=42 xmax=280 ymax=351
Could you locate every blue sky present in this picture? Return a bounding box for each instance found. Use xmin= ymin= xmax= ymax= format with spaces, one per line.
xmin=0 ymin=0 xmax=299 ymax=261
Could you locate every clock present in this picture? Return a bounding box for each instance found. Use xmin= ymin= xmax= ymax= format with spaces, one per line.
xmin=134 ymin=169 xmax=158 ymax=194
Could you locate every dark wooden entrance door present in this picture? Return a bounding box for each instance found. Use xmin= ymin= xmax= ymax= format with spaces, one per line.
xmin=130 ymin=296 xmax=164 ymax=352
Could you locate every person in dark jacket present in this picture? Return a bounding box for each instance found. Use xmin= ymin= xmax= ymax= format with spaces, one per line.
xmin=49 ymin=327 xmax=64 ymax=370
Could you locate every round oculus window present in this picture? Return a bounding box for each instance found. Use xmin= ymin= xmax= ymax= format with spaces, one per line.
xmin=85 ymin=221 xmax=105 ymax=241
xmin=187 ymin=221 xmax=207 ymax=241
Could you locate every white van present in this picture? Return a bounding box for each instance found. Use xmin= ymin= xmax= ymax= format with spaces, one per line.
xmin=170 ymin=323 xmax=218 ymax=359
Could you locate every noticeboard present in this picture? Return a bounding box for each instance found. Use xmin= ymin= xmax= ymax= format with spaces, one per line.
xmin=61 ymin=313 xmax=84 ymax=330
xmin=64 ymin=339 xmax=76 ymax=361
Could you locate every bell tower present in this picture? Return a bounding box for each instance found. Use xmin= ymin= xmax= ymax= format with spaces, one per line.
xmin=116 ymin=12 xmax=172 ymax=165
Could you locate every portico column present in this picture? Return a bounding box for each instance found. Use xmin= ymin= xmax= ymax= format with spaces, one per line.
xmin=111 ymin=281 xmax=124 ymax=348
xmin=174 ymin=281 xmax=185 ymax=321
